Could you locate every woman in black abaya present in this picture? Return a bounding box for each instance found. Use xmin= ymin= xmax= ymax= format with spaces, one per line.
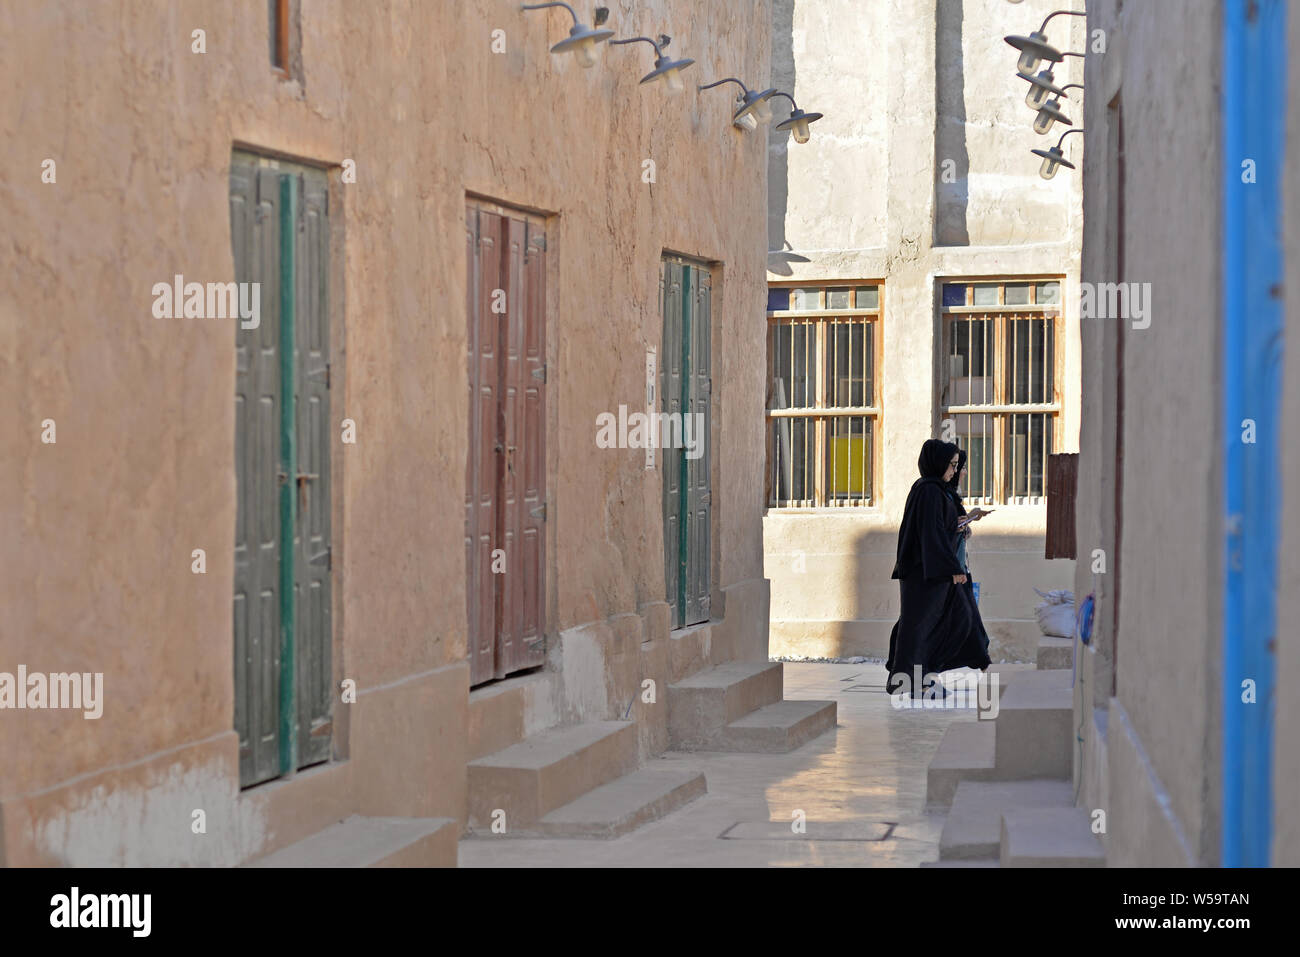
xmin=885 ymin=439 xmax=991 ymax=697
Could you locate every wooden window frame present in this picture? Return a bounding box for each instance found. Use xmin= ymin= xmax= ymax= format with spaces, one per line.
xmin=271 ymin=0 xmax=290 ymax=77
xmin=766 ymin=282 xmax=884 ymax=510
xmin=940 ymin=278 xmax=1064 ymax=505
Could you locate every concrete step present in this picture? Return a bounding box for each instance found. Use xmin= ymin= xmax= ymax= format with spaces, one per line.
xmin=926 ymin=720 xmax=999 ymax=808
xmin=939 ymin=780 xmax=1074 ymax=860
xmin=667 ymin=621 xmax=713 ymax=684
xmin=668 ymin=661 xmax=784 ymax=749
xmin=920 ymin=858 xmax=1000 ymax=868
xmin=994 ymin=668 xmax=1073 ymax=779
xmin=247 ymin=816 xmax=458 ymax=867
xmin=467 ymin=720 xmax=638 ymax=828
xmin=714 ymin=698 xmax=838 ymax=753
xmin=1036 ymin=637 xmax=1073 ymax=671
xmin=532 ymin=765 xmax=707 ymax=839
xmin=1000 ymin=807 xmax=1106 ymax=867
xmin=467 ymin=672 xmax=551 ymax=760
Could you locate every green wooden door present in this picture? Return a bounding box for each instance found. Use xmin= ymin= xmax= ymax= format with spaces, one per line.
xmin=231 ymin=160 xmax=281 ymax=786
xmin=294 ymin=168 xmax=333 ymax=768
xmin=661 ymin=262 xmax=683 ymax=627
xmin=685 ymin=268 xmax=712 ymax=625
xmin=231 ymin=152 xmax=333 ymax=787
xmin=661 ymin=258 xmax=711 ymax=629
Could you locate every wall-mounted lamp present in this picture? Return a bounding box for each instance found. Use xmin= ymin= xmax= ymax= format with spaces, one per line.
xmin=1022 ymin=68 xmax=1070 ymax=109
xmin=771 ymin=92 xmax=823 ymax=144
xmin=1006 ymin=10 xmax=1085 ymax=75
xmin=1032 ymin=97 xmax=1072 ymax=135
xmin=521 ymin=2 xmax=614 ymax=68
xmin=1032 ymin=128 xmax=1083 ymax=179
xmin=699 ymin=77 xmax=777 ymax=131
xmin=609 ymin=34 xmax=695 ymax=95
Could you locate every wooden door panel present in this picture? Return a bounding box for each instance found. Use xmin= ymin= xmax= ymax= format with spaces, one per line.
xmin=233 ymin=158 xmax=284 ymax=787
xmin=232 ymin=158 xmax=255 ymax=783
xmin=496 ymin=217 xmax=525 ymax=676
xmin=467 ymin=208 xmax=502 ymax=686
xmin=470 ymin=208 xmax=486 ymax=686
xmin=495 ymin=215 xmax=547 ymax=679
xmin=685 ymin=267 xmax=712 ymax=625
xmin=518 ymin=224 xmax=547 ymax=658
xmin=661 ymin=261 xmax=684 ymax=628
xmin=295 ymin=168 xmax=332 ymax=768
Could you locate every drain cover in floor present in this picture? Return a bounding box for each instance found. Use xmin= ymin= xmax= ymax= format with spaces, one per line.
xmin=719 ymin=821 xmax=894 ymax=841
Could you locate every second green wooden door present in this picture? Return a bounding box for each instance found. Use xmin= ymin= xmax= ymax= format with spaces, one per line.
xmin=661 ymin=257 xmax=711 ymax=630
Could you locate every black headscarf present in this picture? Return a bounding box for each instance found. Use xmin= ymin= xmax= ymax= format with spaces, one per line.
xmin=917 ymin=438 xmax=956 ymax=480
xmin=947 ymin=446 xmax=968 ymax=516
xmin=892 ymin=440 xmax=965 ymax=581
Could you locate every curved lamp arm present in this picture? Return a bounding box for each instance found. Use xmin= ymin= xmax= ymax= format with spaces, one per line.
xmin=610 ymin=35 xmax=668 ymax=55
xmin=1039 ymin=9 xmax=1087 ymax=32
xmin=698 ymin=77 xmax=750 ymax=94
xmin=1056 ymin=127 xmax=1086 ymax=148
xmin=771 ymin=91 xmax=799 ymax=109
xmin=521 ymin=1 xmax=579 ymax=23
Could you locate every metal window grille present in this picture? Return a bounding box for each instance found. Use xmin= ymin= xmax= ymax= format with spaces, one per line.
xmin=941 ymin=280 xmax=1062 ymax=504
xmin=766 ymin=285 xmax=881 ymax=508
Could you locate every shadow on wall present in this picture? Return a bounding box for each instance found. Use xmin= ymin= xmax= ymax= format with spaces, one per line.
xmin=842 ymin=527 xmax=1071 ymax=616
xmin=767 ymin=0 xmax=795 ymax=275
xmin=765 ymin=520 xmax=1074 ymax=661
xmin=935 ymin=0 xmax=970 ymax=246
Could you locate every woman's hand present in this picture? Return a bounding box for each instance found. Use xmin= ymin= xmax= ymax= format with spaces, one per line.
xmin=953 ymin=574 xmax=968 ymax=584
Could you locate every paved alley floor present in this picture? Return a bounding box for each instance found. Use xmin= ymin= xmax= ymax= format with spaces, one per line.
xmin=458 ymin=660 xmax=1032 ymax=867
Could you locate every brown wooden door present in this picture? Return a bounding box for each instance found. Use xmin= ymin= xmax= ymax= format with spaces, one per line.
xmin=466 ymin=202 xmax=547 ymax=686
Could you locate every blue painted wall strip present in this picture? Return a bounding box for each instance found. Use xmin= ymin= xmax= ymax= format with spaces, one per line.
xmin=1222 ymin=0 xmax=1285 ymax=867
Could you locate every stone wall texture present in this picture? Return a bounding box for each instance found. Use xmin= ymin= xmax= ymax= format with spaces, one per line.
xmin=0 ymin=0 xmax=772 ymax=865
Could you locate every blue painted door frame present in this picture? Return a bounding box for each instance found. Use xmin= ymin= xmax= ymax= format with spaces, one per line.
xmin=1222 ymin=0 xmax=1286 ymax=867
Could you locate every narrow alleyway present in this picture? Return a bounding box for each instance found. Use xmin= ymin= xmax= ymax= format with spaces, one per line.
xmin=459 ymin=661 xmax=1033 ymax=866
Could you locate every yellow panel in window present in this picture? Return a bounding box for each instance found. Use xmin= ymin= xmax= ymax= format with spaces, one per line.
xmin=830 ymin=436 xmax=868 ymax=494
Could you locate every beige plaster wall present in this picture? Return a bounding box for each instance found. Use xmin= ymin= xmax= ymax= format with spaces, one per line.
xmin=0 ymin=0 xmax=771 ymax=864
xmin=1075 ymin=0 xmax=1222 ymax=867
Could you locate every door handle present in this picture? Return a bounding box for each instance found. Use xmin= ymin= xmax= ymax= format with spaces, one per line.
xmin=506 ymin=445 xmax=516 ymax=474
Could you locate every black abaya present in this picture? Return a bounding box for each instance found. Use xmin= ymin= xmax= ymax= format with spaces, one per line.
xmin=886 ymin=475 xmax=991 ymax=695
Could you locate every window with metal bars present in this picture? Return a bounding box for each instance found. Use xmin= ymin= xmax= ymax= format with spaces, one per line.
xmin=940 ymin=279 xmax=1062 ymax=504
xmin=766 ymin=284 xmax=881 ymax=508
